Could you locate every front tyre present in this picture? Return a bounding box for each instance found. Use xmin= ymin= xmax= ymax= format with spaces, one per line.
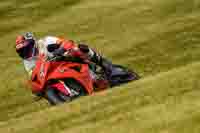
xmin=45 ymin=79 xmax=86 ymax=105
xmin=45 ymin=88 xmax=70 ymax=105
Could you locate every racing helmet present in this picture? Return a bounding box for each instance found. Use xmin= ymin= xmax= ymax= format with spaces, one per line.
xmin=15 ymin=32 xmax=36 ymax=59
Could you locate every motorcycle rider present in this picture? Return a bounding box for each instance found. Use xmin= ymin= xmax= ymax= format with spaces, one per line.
xmin=15 ymin=32 xmax=38 ymax=76
xmin=15 ymin=32 xmax=112 ymax=89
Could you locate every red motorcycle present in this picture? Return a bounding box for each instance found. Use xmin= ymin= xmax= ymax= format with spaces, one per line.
xmin=30 ymin=54 xmax=96 ymax=105
xmin=30 ymin=53 xmax=140 ymax=105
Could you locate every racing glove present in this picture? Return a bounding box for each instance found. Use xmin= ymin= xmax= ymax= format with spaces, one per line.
xmin=52 ymin=47 xmax=66 ymax=56
xmin=78 ymin=43 xmax=90 ymax=53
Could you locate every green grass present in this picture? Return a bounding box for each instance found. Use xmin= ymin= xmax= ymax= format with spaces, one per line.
xmin=0 ymin=0 xmax=200 ymax=132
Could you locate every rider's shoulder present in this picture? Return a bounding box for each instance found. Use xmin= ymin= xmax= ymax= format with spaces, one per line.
xmin=37 ymin=36 xmax=69 ymax=46
xmin=44 ymin=36 xmax=59 ymax=41
xmin=38 ymin=36 xmax=59 ymax=46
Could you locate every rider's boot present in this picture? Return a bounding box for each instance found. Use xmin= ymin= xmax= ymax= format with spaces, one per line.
xmin=90 ymin=51 xmax=113 ymax=77
xmin=78 ymin=44 xmax=112 ymax=89
xmin=78 ymin=44 xmax=113 ymax=74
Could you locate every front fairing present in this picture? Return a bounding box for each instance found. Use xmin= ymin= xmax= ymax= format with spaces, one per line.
xmin=31 ymin=57 xmax=50 ymax=92
xmin=47 ymin=62 xmax=94 ymax=94
xmin=30 ymin=57 xmax=94 ymax=94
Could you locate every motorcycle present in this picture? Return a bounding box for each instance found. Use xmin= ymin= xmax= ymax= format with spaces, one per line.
xmin=30 ymin=53 xmax=140 ymax=105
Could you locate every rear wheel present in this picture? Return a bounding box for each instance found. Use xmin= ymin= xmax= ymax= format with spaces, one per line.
xmin=108 ymin=65 xmax=140 ymax=87
xmin=112 ymin=65 xmax=140 ymax=80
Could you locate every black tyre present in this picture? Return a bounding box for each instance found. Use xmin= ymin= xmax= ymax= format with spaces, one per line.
xmin=45 ymin=88 xmax=70 ymax=105
xmin=130 ymin=70 xmax=140 ymax=80
xmin=108 ymin=65 xmax=140 ymax=87
xmin=45 ymin=79 xmax=86 ymax=105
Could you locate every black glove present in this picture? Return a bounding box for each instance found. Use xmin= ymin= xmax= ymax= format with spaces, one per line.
xmin=47 ymin=44 xmax=60 ymax=52
xmin=52 ymin=47 xmax=66 ymax=56
xmin=78 ymin=43 xmax=90 ymax=53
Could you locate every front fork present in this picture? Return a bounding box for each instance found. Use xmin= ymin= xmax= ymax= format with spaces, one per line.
xmin=59 ymin=80 xmax=79 ymax=97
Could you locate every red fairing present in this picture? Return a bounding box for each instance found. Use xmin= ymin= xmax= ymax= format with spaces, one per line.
xmin=30 ymin=55 xmax=94 ymax=95
xmin=47 ymin=62 xmax=94 ymax=94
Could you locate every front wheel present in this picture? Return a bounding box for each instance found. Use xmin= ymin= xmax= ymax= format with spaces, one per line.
xmin=45 ymin=88 xmax=71 ymax=105
xmin=45 ymin=79 xmax=86 ymax=105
